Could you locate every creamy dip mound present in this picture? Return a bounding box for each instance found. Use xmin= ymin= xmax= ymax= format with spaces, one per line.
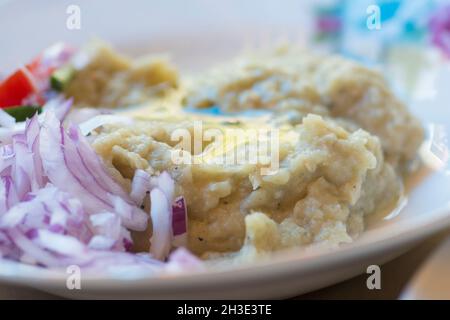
xmin=66 ymin=43 xmax=423 ymax=262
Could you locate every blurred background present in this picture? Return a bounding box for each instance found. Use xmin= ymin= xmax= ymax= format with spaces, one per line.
xmin=1 ymin=0 xmax=450 ymax=99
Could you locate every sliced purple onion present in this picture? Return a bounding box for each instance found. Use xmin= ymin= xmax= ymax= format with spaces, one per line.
xmin=149 ymin=188 xmax=172 ymax=261
xmin=12 ymin=138 xmax=34 ymax=197
xmin=111 ymin=195 xmax=148 ymax=232
xmin=7 ymin=228 xmax=63 ymax=267
xmin=172 ymin=196 xmax=187 ymax=247
xmin=88 ymin=235 xmax=117 ymax=250
xmin=40 ymin=112 xmax=148 ymax=233
xmin=89 ymin=212 xmax=121 ymax=240
xmin=130 ymin=169 xmax=151 ymax=205
xmin=25 ymin=115 xmax=45 ymax=188
xmin=78 ymin=114 xmax=133 ymax=136
xmin=1 ymin=175 xmax=18 ymax=212
xmin=67 ymin=124 xmax=133 ymax=201
xmin=42 ymin=97 xmax=73 ymax=122
xmin=0 ymin=144 xmax=14 ymax=159
xmin=35 ymin=229 xmax=87 ymax=257
xmin=0 ymin=106 xmax=202 ymax=274
xmin=150 ymin=171 xmax=175 ymax=201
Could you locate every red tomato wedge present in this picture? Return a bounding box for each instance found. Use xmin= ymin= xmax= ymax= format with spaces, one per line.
xmin=0 ymin=67 xmax=38 ymax=108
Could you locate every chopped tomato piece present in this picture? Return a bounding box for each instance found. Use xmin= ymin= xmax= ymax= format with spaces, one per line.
xmin=0 ymin=68 xmax=38 ymax=108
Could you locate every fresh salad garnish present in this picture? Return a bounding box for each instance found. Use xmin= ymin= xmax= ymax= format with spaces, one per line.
xmin=172 ymin=196 xmax=188 ymax=247
xmin=0 ymin=42 xmax=200 ymax=275
xmin=129 ymin=170 xmax=188 ymax=260
xmin=0 ymin=43 xmax=75 ymax=116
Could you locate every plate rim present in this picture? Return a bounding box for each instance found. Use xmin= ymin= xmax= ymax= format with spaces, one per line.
xmin=1 ymin=191 xmax=449 ymax=290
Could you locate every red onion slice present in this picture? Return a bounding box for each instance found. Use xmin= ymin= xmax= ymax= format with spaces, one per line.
xmin=24 ymin=115 xmax=45 ymax=188
xmin=172 ymin=196 xmax=187 ymax=247
xmin=149 ymin=188 xmax=172 ymax=261
xmin=67 ymin=125 xmax=133 ymax=201
xmin=42 ymin=97 xmax=73 ymax=122
xmin=35 ymin=229 xmax=87 ymax=257
xmin=130 ymin=169 xmax=150 ymax=205
xmin=88 ymin=235 xmax=117 ymax=250
xmin=111 ymin=195 xmax=148 ymax=232
xmin=151 ymin=171 xmax=174 ymax=201
xmin=40 ymin=112 xmax=113 ymax=214
xmin=40 ymin=112 xmax=148 ymax=232
xmin=78 ymin=114 xmax=133 ymax=136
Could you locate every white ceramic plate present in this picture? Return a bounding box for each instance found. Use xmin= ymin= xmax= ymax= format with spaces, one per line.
xmin=1 ymin=0 xmax=449 ymax=299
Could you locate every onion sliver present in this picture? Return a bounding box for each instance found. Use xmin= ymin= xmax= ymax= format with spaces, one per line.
xmin=172 ymin=196 xmax=187 ymax=247
xmin=130 ymin=169 xmax=150 ymax=205
xmin=78 ymin=114 xmax=133 ymax=136
xmin=149 ymin=188 xmax=172 ymax=260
